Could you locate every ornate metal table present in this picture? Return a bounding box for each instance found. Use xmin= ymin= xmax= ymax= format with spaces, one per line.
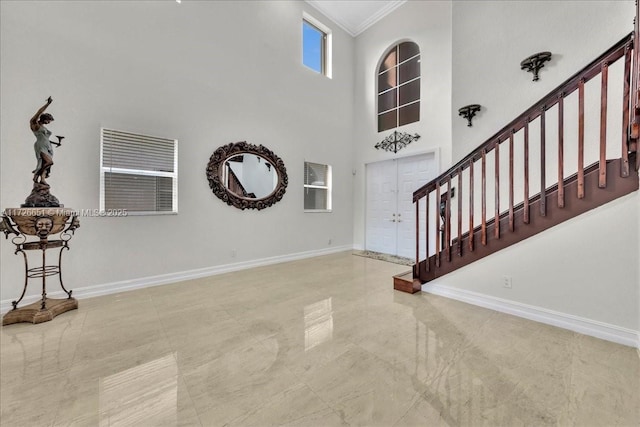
xmin=1 ymin=208 xmax=79 ymax=325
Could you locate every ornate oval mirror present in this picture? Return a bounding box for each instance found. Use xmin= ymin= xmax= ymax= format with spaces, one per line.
xmin=206 ymin=141 xmax=288 ymax=210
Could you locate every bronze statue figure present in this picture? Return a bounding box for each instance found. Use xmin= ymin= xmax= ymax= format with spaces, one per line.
xmin=1 ymin=96 xmax=80 ymax=325
xmin=30 ymin=96 xmax=61 ymax=185
xmin=21 ymin=96 xmax=64 ymax=207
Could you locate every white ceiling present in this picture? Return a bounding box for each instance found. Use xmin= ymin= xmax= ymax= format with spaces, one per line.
xmin=305 ymin=1 xmax=407 ymax=37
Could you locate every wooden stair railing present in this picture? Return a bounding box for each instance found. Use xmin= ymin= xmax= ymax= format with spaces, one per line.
xmin=633 ymin=0 xmax=640 ymax=169
xmin=397 ymin=32 xmax=639 ymax=292
xmin=225 ymin=163 xmax=255 ymax=198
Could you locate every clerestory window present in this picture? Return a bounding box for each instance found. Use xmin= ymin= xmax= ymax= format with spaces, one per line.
xmin=377 ymin=41 xmax=421 ymax=132
xmin=302 ymin=13 xmax=332 ymax=78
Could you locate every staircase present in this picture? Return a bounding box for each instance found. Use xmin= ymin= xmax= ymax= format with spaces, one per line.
xmin=395 ymin=29 xmax=640 ymax=293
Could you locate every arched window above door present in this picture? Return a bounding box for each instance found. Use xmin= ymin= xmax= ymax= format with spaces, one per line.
xmin=377 ymin=41 xmax=420 ymax=132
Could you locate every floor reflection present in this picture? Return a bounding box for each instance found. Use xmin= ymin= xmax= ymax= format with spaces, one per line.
xmin=99 ymin=353 xmax=177 ymax=426
xmin=304 ymin=298 xmax=333 ymax=351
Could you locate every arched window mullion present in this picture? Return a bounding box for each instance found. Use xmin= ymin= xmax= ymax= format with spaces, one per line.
xmin=377 ymin=41 xmax=420 ymax=133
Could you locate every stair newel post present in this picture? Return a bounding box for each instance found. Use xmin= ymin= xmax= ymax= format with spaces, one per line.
xmin=622 ymin=41 xmax=632 ymax=178
xmin=524 ymin=119 xmax=530 ymax=223
xmin=600 ymin=62 xmax=609 ymax=188
xmin=425 ymin=191 xmax=430 ymax=272
xmin=558 ymin=93 xmax=565 ymax=208
xmin=540 ymin=105 xmax=547 ymax=216
xmin=457 ymin=168 xmax=463 ymax=257
xmin=578 ymin=78 xmax=586 ymax=198
xmin=494 ymin=141 xmax=500 ymax=239
xmin=445 ymin=177 xmax=452 ymax=262
xmin=634 ymin=0 xmax=640 ymax=170
xmin=435 ymin=182 xmax=441 ymax=267
xmin=509 ymin=131 xmax=515 ymax=232
xmin=468 ymin=159 xmax=474 ymax=252
xmin=481 ymin=150 xmax=487 ymax=245
xmin=415 ymin=199 xmax=419 ymax=270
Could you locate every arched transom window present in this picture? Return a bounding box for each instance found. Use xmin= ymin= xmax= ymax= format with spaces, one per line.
xmin=377 ymin=41 xmax=420 ymax=132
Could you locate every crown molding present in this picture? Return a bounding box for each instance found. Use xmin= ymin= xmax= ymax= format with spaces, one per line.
xmin=305 ymin=1 xmax=407 ymax=37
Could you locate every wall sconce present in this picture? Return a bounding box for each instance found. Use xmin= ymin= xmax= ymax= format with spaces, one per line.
xmin=520 ymin=51 xmax=552 ymax=81
xmin=458 ymin=104 xmax=481 ymax=127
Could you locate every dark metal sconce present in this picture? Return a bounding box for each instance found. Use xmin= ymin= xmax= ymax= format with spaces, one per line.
xmin=520 ymin=51 xmax=552 ymax=81
xmin=458 ymin=104 xmax=481 ymax=127
xmin=375 ymin=130 xmax=421 ymax=154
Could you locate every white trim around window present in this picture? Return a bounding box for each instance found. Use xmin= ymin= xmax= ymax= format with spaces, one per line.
xmin=304 ymin=161 xmax=332 ymax=212
xmin=302 ymin=12 xmax=333 ymax=79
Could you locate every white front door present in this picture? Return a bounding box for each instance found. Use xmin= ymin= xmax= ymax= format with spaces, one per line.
xmin=365 ymin=153 xmax=436 ymax=258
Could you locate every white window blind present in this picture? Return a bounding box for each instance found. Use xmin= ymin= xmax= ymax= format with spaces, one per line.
xmin=100 ymin=128 xmax=178 ymax=214
xmin=304 ymin=161 xmax=332 ymax=211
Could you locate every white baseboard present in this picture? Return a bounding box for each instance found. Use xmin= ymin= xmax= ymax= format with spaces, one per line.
xmin=0 ymin=245 xmax=354 ymax=315
xmin=422 ymin=282 xmax=640 ymax=349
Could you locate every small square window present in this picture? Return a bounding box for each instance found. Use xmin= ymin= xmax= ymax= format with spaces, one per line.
xmin=302 ymin=14 xmax=332 ymax=78
xmin=304 ymin=162 xmax=332 ymax=212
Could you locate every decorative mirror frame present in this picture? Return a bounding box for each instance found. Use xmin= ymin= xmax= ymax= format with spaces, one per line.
xmin=206 ymin=141 xmax=288 ymax=210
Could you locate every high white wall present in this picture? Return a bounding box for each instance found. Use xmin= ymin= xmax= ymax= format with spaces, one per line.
xmin=0 ymin=1 xmax=355 ymax=304
xmin=452 ymin=0 xmax=635 ymax=162
xmin=436 ymin=0 xmax=639 ymax=334
xmin=352 ymin=1 xmax=453 ymax=250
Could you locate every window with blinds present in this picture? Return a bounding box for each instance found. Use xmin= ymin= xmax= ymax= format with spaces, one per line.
xmin=377 ymin=41 xmax=421 ymax=132
xmin=100 ymin=128 xmax=178 ymax=214
xmin=304 ymin=161 xmax=332 ymax=212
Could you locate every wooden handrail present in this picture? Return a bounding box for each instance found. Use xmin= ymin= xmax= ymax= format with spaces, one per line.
xmin=225 ymin=165 xmax=250 ymax=198
xmin=414 ymin=33 xmax=633 ymax=201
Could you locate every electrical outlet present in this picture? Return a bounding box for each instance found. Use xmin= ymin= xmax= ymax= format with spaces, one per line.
xmin=502 ymin=275 xmax=512 ymax=289
xmin=231 ymin=249 xmax=237 ymax=258
xmin=328 ymin=238 xmax=332 ymax=245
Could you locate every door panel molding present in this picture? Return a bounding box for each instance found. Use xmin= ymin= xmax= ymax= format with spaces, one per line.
xmin=365 ymin=152 xmax=437 ymax=257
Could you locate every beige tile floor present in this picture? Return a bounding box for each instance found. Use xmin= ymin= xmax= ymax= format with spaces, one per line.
xmin=1 ymin=251 xmax=639 ymax=426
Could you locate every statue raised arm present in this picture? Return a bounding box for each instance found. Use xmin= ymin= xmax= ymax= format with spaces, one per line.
xmin=30 ymin=96 xmax=56 ymax=185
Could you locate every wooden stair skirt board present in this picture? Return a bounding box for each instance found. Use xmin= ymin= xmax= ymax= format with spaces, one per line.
xmin=394 ymin=270 xmax=422 ymax=293
xmin=417 ymin=158 xmax=638 ymax=283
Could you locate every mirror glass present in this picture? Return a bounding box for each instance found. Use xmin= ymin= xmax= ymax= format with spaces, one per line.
xmin=223 ymin=154 xmax=278 ymax=199
xmin=206 ymin=141 xmax=288 ymax=210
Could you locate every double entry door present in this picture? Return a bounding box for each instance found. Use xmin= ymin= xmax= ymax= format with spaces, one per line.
xmin=365 ymin=153 xmax=436 ymax=259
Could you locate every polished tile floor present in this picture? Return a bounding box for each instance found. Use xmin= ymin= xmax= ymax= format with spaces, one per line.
xmin=1 ymin=251 xmax=638 ymax=426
